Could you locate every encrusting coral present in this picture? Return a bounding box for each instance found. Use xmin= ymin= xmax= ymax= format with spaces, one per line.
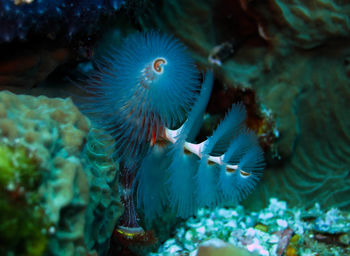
xmin=0 ymin=91 xmax=123 ymax=255
xmin=83 ymin=129 xmax=123 ymax=255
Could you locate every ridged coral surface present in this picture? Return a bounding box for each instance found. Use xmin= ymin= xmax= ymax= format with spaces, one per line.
xmin=0 ymin=91 xmax=122 ymax=255
xmin=253 ymin=45 xmax=350 ymax=210
xmin=269 ymin=0 xmax=350 ymax=48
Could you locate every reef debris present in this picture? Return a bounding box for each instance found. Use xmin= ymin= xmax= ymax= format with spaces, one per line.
xmin=150 ymin=198 xmax=350 ymax=256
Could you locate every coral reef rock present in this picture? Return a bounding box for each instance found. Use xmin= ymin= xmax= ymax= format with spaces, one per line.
xmin=0 ymin=91 xmax=122 ymax=256
xmin=140 ymin=0 xmax=350 ymax=210
xmin=151 ymin=198 xmax=350 ymax=256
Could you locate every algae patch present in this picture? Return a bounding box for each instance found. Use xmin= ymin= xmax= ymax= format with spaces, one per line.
xmin=0 ymin=143 xmax=49 ymax=256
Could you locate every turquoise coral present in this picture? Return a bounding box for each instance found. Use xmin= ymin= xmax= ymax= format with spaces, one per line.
xmin=0 ymin=91 xmax=123 ymax=255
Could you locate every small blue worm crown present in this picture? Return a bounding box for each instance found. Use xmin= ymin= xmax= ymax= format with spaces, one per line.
xmin=79 ymin=31 xmax=200 ymax=161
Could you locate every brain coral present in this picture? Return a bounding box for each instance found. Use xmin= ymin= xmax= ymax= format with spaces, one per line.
xmin=0 ymin=91 xmax=122 ymax=255
xmin=249 ymin=44 xmax=350 ymax=210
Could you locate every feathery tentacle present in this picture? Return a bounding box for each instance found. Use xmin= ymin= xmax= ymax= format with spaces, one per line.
xmin=195 ymin=103 xmax=247 ymax=207
xmin=167 ymin=70 xmax=214 ymax=218
xmin=219 ymin=130 xmax=263 ymax=201
xmin=135 ymin=144 xmax=170 ymax=222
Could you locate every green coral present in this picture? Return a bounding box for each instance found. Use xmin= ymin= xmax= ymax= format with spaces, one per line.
xmin=0 ymin=143 xmax=49 ymax=256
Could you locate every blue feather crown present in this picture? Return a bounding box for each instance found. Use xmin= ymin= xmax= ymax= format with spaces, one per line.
xmin=78 ymin=31 xmax=200 ymax=161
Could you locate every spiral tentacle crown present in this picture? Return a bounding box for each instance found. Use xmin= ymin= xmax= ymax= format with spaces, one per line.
xmin=79 ymin=31 xmax=200 ymax=161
